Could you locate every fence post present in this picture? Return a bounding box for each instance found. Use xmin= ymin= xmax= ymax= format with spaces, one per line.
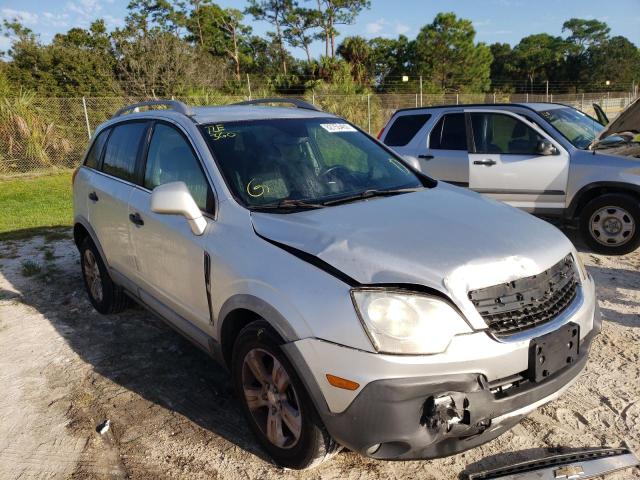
xmin=415 ymin=93 xmax=418 ymax=107
xmin=367 ymin=94 xmax=371 ymax=134
xmin=550 ymin=93 xmax=553 ymax=103
xmin=456 ymin=93 xmax=459 ymax=105
xmin=312 ymin=90 xmax=315 ymax=106
xmin=246 ymin=74 xmax=252 ymax=100
xmin=526 ymin=93 xmax=529 ymax=102
xmin=493 ymin=91 xmax=496 ymax=103
xmin=82 ymin=97 xmax=91 ymax=139
xmin=581 ymin=93 xmax=584 ymax=111
xmin=419 ymin=75 xmax=423 ymax=107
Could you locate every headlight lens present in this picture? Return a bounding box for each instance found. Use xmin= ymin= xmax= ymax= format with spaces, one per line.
xmin=351 ymin=289 xmax=472 ymax=355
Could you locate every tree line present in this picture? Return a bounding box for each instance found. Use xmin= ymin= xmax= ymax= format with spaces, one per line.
xmin=1 ymin=0 xmax=638 ymax=97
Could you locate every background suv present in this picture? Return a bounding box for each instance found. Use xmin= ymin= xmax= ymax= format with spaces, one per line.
xmin=380 ymin=102 xmax=640 ymax=254
xmin=73 ymin=99 xmax=600 ymax=469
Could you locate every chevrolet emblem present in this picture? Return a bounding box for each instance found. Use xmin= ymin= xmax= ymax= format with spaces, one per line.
xmin=554 ymin=464 xmax=585 ymax=479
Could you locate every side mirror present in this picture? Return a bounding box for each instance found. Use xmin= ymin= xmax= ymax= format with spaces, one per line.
xmin=151 ymin=181 xmax=207 ymax=236
xmin=537 ymin=139 xmax=558 ymax=156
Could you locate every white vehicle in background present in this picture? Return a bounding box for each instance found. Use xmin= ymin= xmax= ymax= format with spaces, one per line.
xmin=380 ymin=99 xmax=640 ymax=255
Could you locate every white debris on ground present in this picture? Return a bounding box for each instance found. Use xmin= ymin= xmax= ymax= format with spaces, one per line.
xmin=0 ymin=231 xmax=638 ymax=479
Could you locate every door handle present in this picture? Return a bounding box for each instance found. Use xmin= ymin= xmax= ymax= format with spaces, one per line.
xmin=129 ymin=212 xmax=144 ymax=226
xmin=88 ymin=191 xmax=99 ymax=201
xmin=473 ymin=159 xmax=497 ymax=166
xmin=418 ymin=154 xmax=434 ymax=160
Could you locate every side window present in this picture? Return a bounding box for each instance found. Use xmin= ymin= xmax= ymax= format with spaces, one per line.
xmin=385 ymin=114 xmax=431 ymax=147
xmin=84 ymin=128 xmax=109 ymax=169
xmin=471 ymin=113 xmax=544 ymax=155
xmin=102 ymin=122 xmax=147 ymax=182
xmin=429 ymin=113 xmax=467 ymax=151
xmin=144 ymin=123 xmax=212 ymax=211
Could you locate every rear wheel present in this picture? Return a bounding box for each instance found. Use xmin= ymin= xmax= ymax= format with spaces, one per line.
xmin=231 ymin=320 xmax=340 ymax=469
xmin=80 ymin=237 xmax=129 ymax=314
xmin=579 ymin=193 xmax=640 ymax=255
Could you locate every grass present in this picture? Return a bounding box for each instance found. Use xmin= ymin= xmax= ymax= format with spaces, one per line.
xmin=20 ymin=259 xmax=42 ymax=277
xmin=0 ymin=172 xmax=73 ymax=239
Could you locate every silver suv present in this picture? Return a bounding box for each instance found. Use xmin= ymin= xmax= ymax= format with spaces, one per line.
xmin=380 ymin=101 xmax=640 ymax=255
xmin=73 ymin=99 xmax=600 ymax=469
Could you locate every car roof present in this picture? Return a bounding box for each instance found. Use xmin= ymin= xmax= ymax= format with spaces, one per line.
xmin=393 ymin=102 xmax=571 ymax=115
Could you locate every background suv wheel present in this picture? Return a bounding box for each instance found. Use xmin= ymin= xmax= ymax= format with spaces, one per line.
xmin=80 ymin=237 xmax=129 ymax=314
xmin=231 ymin=320 xmax=340 ymax=470
xmin=580 ymin=193 xmax=640 ymax=255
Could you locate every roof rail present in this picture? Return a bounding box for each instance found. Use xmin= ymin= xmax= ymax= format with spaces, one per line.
xmin=232 ymin=97 xmax=320 ymax=112
xmin=113 ymin=99 xmax=192 ymax=118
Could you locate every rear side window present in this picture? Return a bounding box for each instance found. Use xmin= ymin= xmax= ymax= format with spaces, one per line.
xmin=385 ymin=114 xmax=431 ymax=146
xmin=84 ymin=128 xmax=109 ymax=169
xmin=101 ymin=122 xmax=147 ymax=182
xmin=144 ymin=123 xmax=212 ymax=211
xmin=429 ymin=113 xmax=467 ymax=151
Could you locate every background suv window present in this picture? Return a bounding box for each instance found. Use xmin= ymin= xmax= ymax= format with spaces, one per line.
xmin=385 ymin=114 xmax=431 ymax=146
xmin=429 ymin=113 xmax=467 ymax=150
xmin=84 ymin=128 xmax=109 ymax=169
xmin=101 ymin=122 xmax=147 ymax=182
xmin=471 ymin=113 xmax=544 ymax=154
xmin=144 ymin=123 xmax=211 ymax=211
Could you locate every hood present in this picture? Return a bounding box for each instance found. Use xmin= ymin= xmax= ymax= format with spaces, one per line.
xmin=251 ymin=184 xmax=574 ymax=329
xmin=597 ymin=96 xmax=640 ymax=141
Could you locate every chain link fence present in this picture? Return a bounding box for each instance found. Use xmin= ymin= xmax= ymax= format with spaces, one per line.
xmin=0 ymin=91 xmax=636 ymax=178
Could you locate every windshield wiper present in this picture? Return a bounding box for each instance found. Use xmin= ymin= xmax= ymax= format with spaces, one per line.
xmin=322 ymin=187 xmax=423 ymax=206
xmin=251 ymin=198 xmax=326 ymax=212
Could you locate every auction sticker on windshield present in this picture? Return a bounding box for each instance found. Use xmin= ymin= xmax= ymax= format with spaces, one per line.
xmin=320 ymin=123 xmax=357 ymax=133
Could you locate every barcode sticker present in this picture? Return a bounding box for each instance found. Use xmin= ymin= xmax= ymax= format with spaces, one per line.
xmin=320 ymin=123 xmax=357 ymax=133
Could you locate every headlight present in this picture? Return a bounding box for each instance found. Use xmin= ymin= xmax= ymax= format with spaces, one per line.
xmin=351 ymin=289 xmax=472 ymax=355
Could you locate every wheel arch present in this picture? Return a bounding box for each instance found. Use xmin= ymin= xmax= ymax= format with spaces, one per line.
xmin=567 ymin=182 xmax=640 ymax=219
xmin=73 ymin=216 xmax=108 ymax=266
xmin=217 ymin=294 xmax=299 ymax=369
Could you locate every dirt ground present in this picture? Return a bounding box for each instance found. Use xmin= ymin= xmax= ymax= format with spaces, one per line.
xmin=0 ymin=228 xmax=638 ymax=479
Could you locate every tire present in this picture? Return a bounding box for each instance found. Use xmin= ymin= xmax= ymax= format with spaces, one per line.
xmin=579 ymin=193 xmax=640 ymax=255
xmin=79 ymin=237 xmax=129 ymax=314
xmin=231 ymin=320 xmax=340 ymax=469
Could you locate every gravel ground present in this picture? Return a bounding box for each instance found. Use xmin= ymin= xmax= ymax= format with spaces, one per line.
xmin=0 ymin=228 xmax=638 ymax=479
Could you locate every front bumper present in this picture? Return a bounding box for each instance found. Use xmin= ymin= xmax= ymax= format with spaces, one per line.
xmin=283 ymin=280 xmax=601 ymax=460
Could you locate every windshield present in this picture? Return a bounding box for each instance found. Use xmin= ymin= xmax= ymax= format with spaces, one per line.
xmin=201 ymin=118 xmax=423 ymax=209
xmin=539 ymin=107 xmax=604 ymax=149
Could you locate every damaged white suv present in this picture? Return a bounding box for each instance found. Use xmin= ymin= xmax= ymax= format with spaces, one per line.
xmin=73 ymin=99 xmax=600 ymax=469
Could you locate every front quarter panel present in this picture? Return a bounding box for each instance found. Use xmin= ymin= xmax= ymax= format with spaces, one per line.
xmin=566 ymin=150 xmax=640 ymax=209
xmin=209 ymin=207 xmax=374 ymax=352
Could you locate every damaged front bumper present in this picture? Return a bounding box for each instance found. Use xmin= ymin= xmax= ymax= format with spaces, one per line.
xmin=287 ymin=319 xmax=599 ymax=461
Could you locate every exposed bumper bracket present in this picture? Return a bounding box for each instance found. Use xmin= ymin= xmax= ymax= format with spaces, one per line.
xmin=467 ymin=447 xmax=639 ymax=480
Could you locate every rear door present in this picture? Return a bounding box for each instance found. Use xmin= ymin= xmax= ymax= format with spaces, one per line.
xmin=87 ymin=121 xmax=149 ymax=280
xmin=418 ymin=112 xmax=470 ymax=186
xmin=467 ymin=110 xmax=569 ymax=212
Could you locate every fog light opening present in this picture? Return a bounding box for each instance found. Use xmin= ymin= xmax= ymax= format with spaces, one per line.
xmin=366 ymin=443 xmax=381 ymax=456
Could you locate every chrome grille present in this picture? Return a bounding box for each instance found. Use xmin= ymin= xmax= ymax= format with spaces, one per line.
xmin=468 ymin=255 xmax=579 ymax=337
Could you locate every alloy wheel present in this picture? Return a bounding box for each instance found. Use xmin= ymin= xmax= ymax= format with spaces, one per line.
xmin=83 ymin=249 xmax=103 ymax=303
xmin=241 ymin=348 xmax=302 ymax=449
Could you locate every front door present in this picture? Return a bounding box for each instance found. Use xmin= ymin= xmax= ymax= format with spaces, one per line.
xmin=127 ymin=122 xmax=214 ymax=335
xmin=467 ymin=110 xmax=569 ymax=212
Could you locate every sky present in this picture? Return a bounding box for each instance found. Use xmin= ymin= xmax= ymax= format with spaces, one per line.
xmin=1 ymin=0 xmax=639 ymax=57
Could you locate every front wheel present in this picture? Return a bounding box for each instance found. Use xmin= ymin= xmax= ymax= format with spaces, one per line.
xmin=231 ymin=320 xmax=340 ymax=469
xmin=579 ymin=193 xmax=640 ymax=255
